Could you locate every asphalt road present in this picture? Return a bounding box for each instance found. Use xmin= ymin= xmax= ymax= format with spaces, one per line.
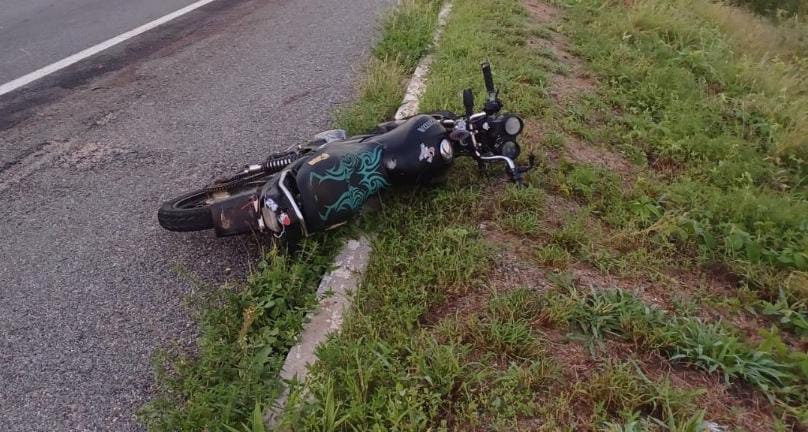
xmin=0 ymin=0 xmax=391 ymax=430
xmin=0 ymin=0 xmax=202 ymax=83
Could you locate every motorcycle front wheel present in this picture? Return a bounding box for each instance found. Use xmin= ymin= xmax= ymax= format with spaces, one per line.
xmin=158 ymin=176 xmax=270 ymax=232
xmin=157 ymin=189 xmax=216 ymax=232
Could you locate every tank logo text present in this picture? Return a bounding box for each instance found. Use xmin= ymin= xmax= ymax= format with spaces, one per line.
xmin=417 ymin=118 xmax=437 ymax=133
xmin=308 ymin=153 xmax=330 ymax=165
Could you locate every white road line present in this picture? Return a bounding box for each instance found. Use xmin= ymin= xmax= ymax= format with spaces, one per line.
xmin=0 ymin=0 xmax=219 ymax=97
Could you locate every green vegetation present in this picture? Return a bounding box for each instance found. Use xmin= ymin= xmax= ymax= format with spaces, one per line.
xmin=279 ymin=0 xmax=808 ymax=429
xmin=544 ymin=285 xmax=808 ymax=417
xmin=731 ymin=0 xmax=807 ymax=17
xmin=563 ymin=0 xmax=808 ymax=292
xmin=374 ymin=0 xmax=444 ymax=70
xmin=759 ymin=289 xmax=808 ymax=335
xmin=336 ymin=0 xmax=444 ymax=134
xmin=280 ymin=192 xmax=500 ymax=429
xmin=140 ymin=241 xmax=339 ymax=431
xmin=146 ymin=0 xmax=808 ymax=428
xmin=141 ymin=1 xmax=444 ymax=430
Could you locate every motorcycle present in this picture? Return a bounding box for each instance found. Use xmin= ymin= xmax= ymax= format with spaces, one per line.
xmin=157 ymin=62 xmax=535 ymax=241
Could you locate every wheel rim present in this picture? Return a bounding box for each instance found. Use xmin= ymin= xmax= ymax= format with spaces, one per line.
xmin=173 ymin=192 xmax=212 ymax=210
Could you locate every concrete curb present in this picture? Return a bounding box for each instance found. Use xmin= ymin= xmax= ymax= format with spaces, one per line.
xmin=264 ymin=236 xmax=372 ymax=427
xmin=394 ymin=1 xmax=454 ymax=120
xmin=264 ymin=1 xmax=454 ymax=426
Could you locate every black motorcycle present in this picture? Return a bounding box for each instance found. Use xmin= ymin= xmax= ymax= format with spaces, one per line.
xmin=158 ymin=62 xmax=534 ymax=240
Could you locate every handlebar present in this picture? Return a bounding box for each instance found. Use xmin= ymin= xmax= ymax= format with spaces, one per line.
xmin=481 ymin=62 xmax=496 ymax=101
xmin=463 ymin=88 xmax=475 ymax=119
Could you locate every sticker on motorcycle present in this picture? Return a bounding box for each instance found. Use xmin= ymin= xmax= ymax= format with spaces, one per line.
xmin=264 ymin=198 xmax=279 ymax=211
xmin=419 ymin=143 xmax=435 ymax=163
xmin=308 ymin=153 xmax=330 ymax=166
xmin=309 ymin=146 xmax=389 ymax=221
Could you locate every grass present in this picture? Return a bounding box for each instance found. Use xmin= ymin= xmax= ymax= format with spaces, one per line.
xmin=336 ymin=0 xmax=444 ymax=135
xmin=140 ymin=240 xmax=340 ymax=431
xmin=560 ymin=0 xmax=808 ymax=292
xmin=148 ymin=0 xmax=808 ymax=428
xmin=549 ymin=287 xmax=807 ymax=397
xmin=279 ymin=190 xmax=496 ymax=429
xmin=581 ymin=361 xmax=705 ymax=431
xmin=279 ymin=0 xmax=808 ymax=428
xmin=140 ymin=1 xmax=444 ymax=430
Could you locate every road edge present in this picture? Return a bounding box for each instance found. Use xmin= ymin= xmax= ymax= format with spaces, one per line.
xmin=263 ymin=1 xmax=454 ymax=426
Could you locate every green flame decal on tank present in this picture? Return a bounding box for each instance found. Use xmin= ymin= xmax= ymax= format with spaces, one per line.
xmin=309 ymin=146 xmax=389 ymax=221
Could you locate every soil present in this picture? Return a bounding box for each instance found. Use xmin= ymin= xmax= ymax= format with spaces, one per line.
xmin=425 ymin=0 xmax=788 ymax=428
xmin=522 ymin=0 xmax=637 ymax=183
xmin=542 ymin=193 xmax=582 ymax=227
xmin=522 ymin=0 xmax=596 ymax=104
xmin=522 ymin=0 xmax=561 ymax=23
xmin=564 ymin=135 xmax=636 ymax=181
xmin=643 ymin=353 xmax=778 ymax=431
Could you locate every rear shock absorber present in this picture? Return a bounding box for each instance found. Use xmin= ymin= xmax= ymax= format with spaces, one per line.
xmin=205 ymin=151 xmax=306 ymax=193
xmin=264 ymin=151 xmax=304 ymax=174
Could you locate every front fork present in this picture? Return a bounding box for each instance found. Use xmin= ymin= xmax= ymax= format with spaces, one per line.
xmin=465 ymin=129 xmax=536 ymax=185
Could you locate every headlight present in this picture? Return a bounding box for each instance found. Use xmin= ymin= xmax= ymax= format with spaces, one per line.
xmin=501 ymin=141 xmax=520 ymax=159
xmin=503 ymin=116 xmax=523 ymax=135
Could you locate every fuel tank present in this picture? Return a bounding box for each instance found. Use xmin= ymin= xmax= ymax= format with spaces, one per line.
xmin=294 ymin=115 xmax=450 ymax=232
xmin=376 ymin=114 xmax=452 ymax=185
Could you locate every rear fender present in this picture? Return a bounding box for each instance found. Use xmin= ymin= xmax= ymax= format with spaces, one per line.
xmin=210 ymin=187 xmax=261 ymax=237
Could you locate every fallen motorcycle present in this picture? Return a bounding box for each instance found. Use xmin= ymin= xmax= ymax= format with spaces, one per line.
xmin=158 ymin=62 xmax=535 ymax=240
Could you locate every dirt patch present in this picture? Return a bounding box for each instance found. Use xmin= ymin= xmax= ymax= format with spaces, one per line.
xmin=648 ymin=153 xmax=686 ymax=179
xmin=564 ymin=135 xmax=636 ymax=181
xmin=523 ymin=0 xmax=596 ymax=103
xmin=422 ymin=287 xmax=490 ymax=327
xmin=522 ymin=0 xmax=637 ymax=186
xmin=542 ymin=193 xmax=582 ymax=227
xmin=522 ymin=0 xmax=561 ymax=24
xmin=423 ymin=227 xmax=554 ymax=326
xmin=542 ymin=46 xmax=597 ymax=103
xmin=480 ymin=221 xmax=540 ymax=256
xmin=548 ymin=337 xmax=777 ymax=430
xmin=541 ymin=328 xmax=597 ymax=379
xmin=552 ymin=73 xmax=597 ymax=104
xmin=529 ymin=44 xmax=596 ymax=105
xmin=521 ymin=330 xmax=777 ymax=429
xmin=661 ymin=266 xmax=808 ymax=349
xmin=568 ymin=263 xmax=677 ymax=310
xmin=488 ymin=247 xmax=555 ymax=293
xmin=641 ymin=353 xmax=777 ymax=431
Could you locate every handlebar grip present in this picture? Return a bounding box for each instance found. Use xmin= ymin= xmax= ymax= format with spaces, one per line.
xmin=463 ymin=88 xmax=474 ymax=118
xmin=481 ymin=62 xmax=495 ymax=96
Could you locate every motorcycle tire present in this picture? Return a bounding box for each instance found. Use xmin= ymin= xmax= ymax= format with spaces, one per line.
xmin=158 ymin=189 xmax=215 ymax=232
